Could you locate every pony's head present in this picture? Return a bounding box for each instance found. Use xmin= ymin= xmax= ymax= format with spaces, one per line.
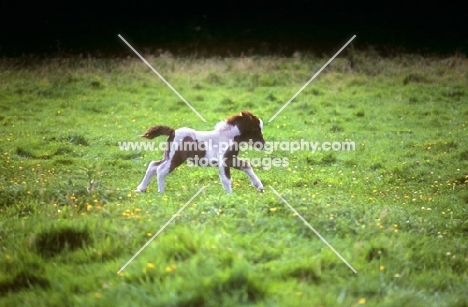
xmin=226 ymin=110 xmax=265 ymax=149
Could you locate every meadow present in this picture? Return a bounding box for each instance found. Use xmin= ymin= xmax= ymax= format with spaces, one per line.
xmin=0 ymin=49 xmax=467 ymax=306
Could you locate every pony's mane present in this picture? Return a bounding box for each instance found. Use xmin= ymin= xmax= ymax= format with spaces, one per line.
xmin=214 ymin=120 xmax=235 ymax=132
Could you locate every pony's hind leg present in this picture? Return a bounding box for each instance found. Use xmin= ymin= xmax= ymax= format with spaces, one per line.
xmin=136 ymin=160 xmax=164 ymax=192
xmin=156 ymin=151 xmax=189 ymax=192
xmin=156 ymin=160 xmax=171 ymax=193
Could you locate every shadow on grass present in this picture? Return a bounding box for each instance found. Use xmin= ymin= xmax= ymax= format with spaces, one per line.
xmin=34 ymin=227 xmax=92 ymax=257
xmin=0 ymin=271 xmax=50 ymax=296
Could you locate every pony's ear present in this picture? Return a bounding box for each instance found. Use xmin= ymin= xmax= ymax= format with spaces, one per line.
xmin=240 ymin=110 xmax=253 ymax=117
xmin=226 ymin=111 xmax=257 ymax=128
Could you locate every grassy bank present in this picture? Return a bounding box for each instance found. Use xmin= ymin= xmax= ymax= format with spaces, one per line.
xmin=0 ymin=50 xmax=467 ymax=306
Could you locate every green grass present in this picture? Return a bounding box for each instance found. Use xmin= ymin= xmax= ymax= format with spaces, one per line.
xmin=1 ymin=51 xmax=467 ymax=306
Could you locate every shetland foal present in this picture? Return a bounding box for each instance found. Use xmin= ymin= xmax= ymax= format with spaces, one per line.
xmin=135 ymin=110 xmax=265 ymax=193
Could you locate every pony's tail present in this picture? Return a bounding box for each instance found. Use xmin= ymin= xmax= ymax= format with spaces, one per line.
xmin=140 ymin=125 xmax=175 ymax=139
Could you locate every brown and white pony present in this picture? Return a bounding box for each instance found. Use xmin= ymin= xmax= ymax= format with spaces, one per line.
xmin=135 ymin=110 xmax=265 ymax=193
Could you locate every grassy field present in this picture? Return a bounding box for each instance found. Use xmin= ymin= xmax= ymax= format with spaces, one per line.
xmin=0 ymin=49 xmax=467 ymax=306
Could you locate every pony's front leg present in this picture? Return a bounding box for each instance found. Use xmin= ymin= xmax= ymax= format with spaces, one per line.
xmin=233 ymin=157 xmax=264 ymax=192
xmin=218 ymin=159 xmax=232 ymax=193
